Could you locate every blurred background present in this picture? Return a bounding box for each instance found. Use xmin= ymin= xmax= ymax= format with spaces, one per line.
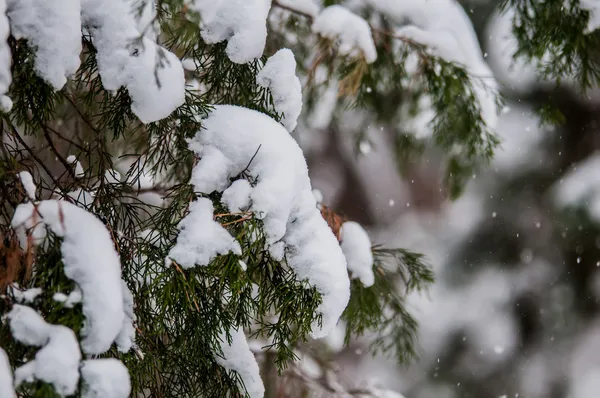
xmin=288 ymin=1 xmax=600 ymax=397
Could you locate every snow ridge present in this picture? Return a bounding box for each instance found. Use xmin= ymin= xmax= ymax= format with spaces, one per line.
xmin=216 ymin=328 xmax=264 ymax=398
xmin=365 ymin=0 xmax=499 ymax=130
xmin=312 ymin=5 xmax=377 ymax=64
xmin=81 ymin=0 xmax=185 ymax=123
xmin=6 ymin=0 xmax=82 ymax=90
xmin=10 ymin=200 xmax=129 ymax=355
xmin=8 ymin=305 xmax=81 ymax=396
xmin=184 ymin=105 xmax=350 ymax=338
xmin=192 ymin=0 xmax=271 ymax=64
xmin=340 ymin=221 xmax=375 ymax=287
xmin=168 ymin=197 xmax=242 ymax=268
xmin=257 ymin=49 xmax=303 ymax=132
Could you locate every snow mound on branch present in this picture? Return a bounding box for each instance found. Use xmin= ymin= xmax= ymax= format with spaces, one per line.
xmin=312 ymin=5 xmax=377 ymax=63
xmin=223 ymin=179 xmax=252 ymax=212
xmin=81 ymin=0 xmax=185 ymax=123
xmin=0 ymin=348 xmax=15 ymax=398
xmin=366 ymin=0 xmax=499 ymax=130
xmin=257 ymin=48 xmax=302 ymax=132
xmin=10 ymin=200 xmax=128 ymax=355
xmin=216 ymin=327 xmax=264 ymax=398
xmin=115 ymin=280 xmax=136 ymax=352
xmin=192 ymin=0 xmax=271 ymax=64
xmin=18 ymin=171 xmax=36 ymax=200
xmin=581 ymin=0 xmax=600 ymax=34
xmin=187 ymin=105 xmax=350 ymax=338
xmin=340 ymin=221 xmax=374 ymax=287
xmin=8 ymin=305 xmax=81 ymax=396
xmin=6 ymin=0 xmax=82 ymax=90
xmin=81 ymin=359 xmax=131 ymax=398
xmin=168 ymin=197 xmax=242 ymax=268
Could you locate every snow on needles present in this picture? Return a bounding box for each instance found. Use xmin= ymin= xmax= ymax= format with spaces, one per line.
xmin=81 ymin=0 xmax=185 ymax=123
xmin=340 ymin=221 xmax=375 ymax=287
xmin=81 ymin=359 xmax=131 ymax=398
xmin=257 ymin=49 xmax=303 ymax=132
xmin=0 ymin=348 xmax=15 ymax=398
xmin=312 ymin=5 xmax=377 ymax=64
xmin=216 ymin=327 xmax=264 ymax=398
xmin=6 ymin=0 xmax=82 ymax=90
xmin=8 ymin=305 xmax=81 ymax=396
xmin=168 ymin=197 xmax=242 ymax=268
xmin=366 ymin=0 xmax=499 ymax=130
xmin=185 ymin=105 xmax=350 ymax=338
xmin=18 ymin=171 xmax=36 ymax=200
xmin=192 ymin=0 xmax=271 ymax=64
xmin=10 ymin=200 xmax=130 ymax=355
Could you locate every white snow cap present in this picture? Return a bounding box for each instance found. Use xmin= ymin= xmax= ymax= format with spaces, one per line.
xmin=0 ymin=348 xmax=16 ymax=398
xmin=18 ymin=171 xmax=36 ymax=200
xmin=191 ymin=0 xmax=271 ymax=64
xmin=6 ymin=0 xmax=82 ymax=90
xmin=114 ymin=280 xmax=136 ymax=352
xmin=581 ymin=0 xmax=600 ymax=34
xmin=222 ymin=179 xmax=252 ymax=212
xmin=340 ymin=221 xmax=375 ymax=287
xmin=10 ymin=200 xmax=128 ymax=355
xmin=216 ymin=327 xmax=264 ymax=398
xmin=366 ymin=0 xmax=499 ymax=130
xmin=312 ymin=5 xmax=377 ymax=64
xmin=81 ymin=359 xmax=131 ymax=398
xmin=168 ymin=197 xmax=242 ymax=268
xmin=0 ymin=0 xmax=11 ymax=111
xmin=66 ymin=155 xmax=85 ymax=178
xmin=81 ymin=0 xmax=185 ymax=123
xmin=187 ymin=105 xmax=350 ymax=338
xmin=8 ymin=305 xmax=81 ymax=396
xmin=257 ymin=49 xmax=303 ymax=132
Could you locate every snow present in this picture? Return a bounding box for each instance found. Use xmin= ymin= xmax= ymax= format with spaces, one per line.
xmin=6 ymin=0 xmax=81 ymax=90
xmin=580 ymin=0 xmax=600 ymax=34
xmin=485 ymin=7 xmax=538 ymax=91
xmin=114 ymin=280 xmax=136 ymax=353
xmin=11 ymin=286 xmax=42 ymax=303
xmin=216 ymin=327 xmax=264 ymax=398
xmin=8 ymin=305 xmax=81 ymax=396
xmin=187 ymin=105 xmax=350 ymax=338
xmin=340 ymin=221 xmax=375 ymax=287
xmin=222 ymin=179 xmax=252 ymax=212
xmin=0 ymin=348 xmax=15 ymax=398
xmin=53 ymin=288 xmax=83 ymax=308
xmin=81 ymin=0 xmax=185 ymax=123
xmin=66 ymin=155 xmax=85 ymax=178
xmin=167 ymin=197 xmax=242 ymax=268
xmin=18 ymin=171 xmax=36 ymax=200
xmin=312 ymin=5 xmax=377 ymax=64
xmin=257 ymin=49 xmax=303 ymax=132
xmin=81 ymin=359 xmax=131 ymax=398
xmin=191 ymin=0 xmax=271 ymax=64
xmin=0 ymin=0 xmax=11 ymax=111
xmin=10 ymin=200 xmax=127 ymax=355
xmin=278 ymin=0 xmax=320 ymax=18
xmin=367 ymin=0 xmax=499 ymax=130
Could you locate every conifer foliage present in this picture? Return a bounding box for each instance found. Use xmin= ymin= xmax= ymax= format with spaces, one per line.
xmin=0 ymin=0 xmax=590 ymax=397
